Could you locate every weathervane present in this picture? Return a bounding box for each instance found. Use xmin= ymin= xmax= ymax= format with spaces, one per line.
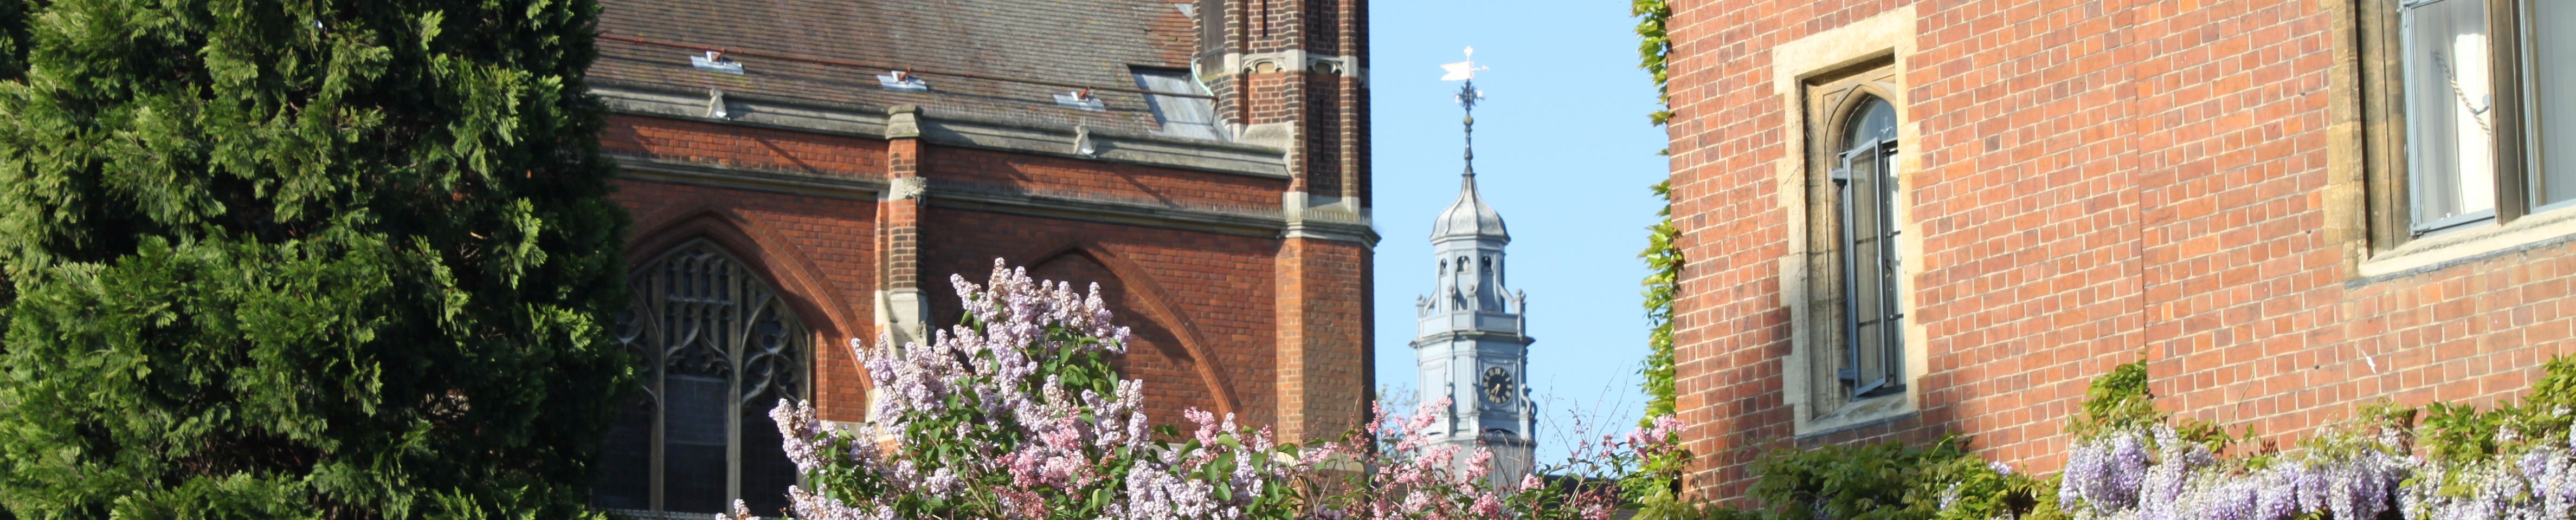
xmin=1441 ymin=47 xmax=1488 ymax=176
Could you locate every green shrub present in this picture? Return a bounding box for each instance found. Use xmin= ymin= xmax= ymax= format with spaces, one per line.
xmin=1640 ymin=437 xmax=2060 ymax=520
xmin=0 ymin=0 xmax=630 ymax=516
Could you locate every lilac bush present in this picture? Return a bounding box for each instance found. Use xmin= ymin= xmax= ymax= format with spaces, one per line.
xmin=1305 ymin=402 xmax=1686 ymax=520
xmin=734 ymin=259 xmax=1313 ymax=520
xmin=1523 ymin=414 xmax=1688 ymax=520
xmin=723 ymin=259 xmax=1688 ymax=520
xmin=1303 ymin=398 xmax=1507 ymax=520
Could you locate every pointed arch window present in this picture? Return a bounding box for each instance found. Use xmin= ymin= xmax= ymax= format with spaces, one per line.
xmin=595 ymin=242 xmax=809 ymax=516
xmin=1831 ymin=96 xmax=1904 ymax=398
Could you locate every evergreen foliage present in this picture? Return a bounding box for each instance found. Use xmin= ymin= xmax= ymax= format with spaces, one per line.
xmin=0 ymin=0 xmax=632 ymax=517
xmin=0 ymin=0 xmax=23 ymax=83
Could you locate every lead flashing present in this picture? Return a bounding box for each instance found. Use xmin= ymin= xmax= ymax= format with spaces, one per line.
xmin=591 ymin=80 xmax=1290 ymax=179
xmin=614 ymin=156 xmax=886 ymax=200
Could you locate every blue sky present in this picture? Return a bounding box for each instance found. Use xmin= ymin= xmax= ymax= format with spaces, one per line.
xmin=1368 ymin=1 xmax=1671 ymax=463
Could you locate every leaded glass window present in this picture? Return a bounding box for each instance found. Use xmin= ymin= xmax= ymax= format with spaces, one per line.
xmin=596 ymin=242 xmax=808 ymax=516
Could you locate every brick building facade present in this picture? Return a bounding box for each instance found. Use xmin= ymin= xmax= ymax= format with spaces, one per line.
xmin=578 ymin=0 xmax=1373 ymax=515
xmin=1659 ymin=0 xmax=2575 ymax=500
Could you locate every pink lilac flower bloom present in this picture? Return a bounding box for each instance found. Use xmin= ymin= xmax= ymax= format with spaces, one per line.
xmin=748 ymin=259 xmax=1705 ymax=520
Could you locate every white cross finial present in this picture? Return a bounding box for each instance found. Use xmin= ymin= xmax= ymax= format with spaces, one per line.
xmin=1440 ymin=47 xmax=1486 ymax=81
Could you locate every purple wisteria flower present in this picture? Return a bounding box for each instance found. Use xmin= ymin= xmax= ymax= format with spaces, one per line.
xmin=2057 ymin=422 xmax=2424 ymax=520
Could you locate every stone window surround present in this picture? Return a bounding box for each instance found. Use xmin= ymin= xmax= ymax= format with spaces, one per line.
xmin=2331 ymin=0 xmax=2576 ymax=281
xmin=1768 ymin=5 xmax=1928 ymax=437
xmin=602 ymin=239 xmax=813 ymax=515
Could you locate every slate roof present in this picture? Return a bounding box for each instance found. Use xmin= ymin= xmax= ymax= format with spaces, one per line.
xmin=593 ymin=0 xmax=1202 ymax=135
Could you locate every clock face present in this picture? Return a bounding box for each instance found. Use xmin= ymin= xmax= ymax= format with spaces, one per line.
xmin=1481 ymin=367 xmax=1515 ymax=405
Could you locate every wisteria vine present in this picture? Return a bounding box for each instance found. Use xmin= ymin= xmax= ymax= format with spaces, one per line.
xmin=1646 ymin=358 xmax=2576 ymax=520
xmin=2054 ymin=358 xmax=2576 ymax=520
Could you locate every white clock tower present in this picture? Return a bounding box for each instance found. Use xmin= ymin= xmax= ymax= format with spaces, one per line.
xmin=1414 ymin=48 xmax=1536 ymax=487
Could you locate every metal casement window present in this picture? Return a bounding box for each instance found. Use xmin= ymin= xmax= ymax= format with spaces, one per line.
xmin=596 ymin=242 xmax=810 ymax=516
xmin=2400 ymin=0 xmax=2575 ymax=236
xmin=1832 ymin=96 xmax=1904 ymax=399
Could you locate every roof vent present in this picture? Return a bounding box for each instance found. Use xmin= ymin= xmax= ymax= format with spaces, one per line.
xmin=691 ymin=50 xmax=743 ymax=74
xmin=1054 ymin=89 xmax=1105 ymax=111
xmin=1072 ymin=125 xmax=1098 ymax=157
xmin=877 ymin=70 xmax=929 ymax=92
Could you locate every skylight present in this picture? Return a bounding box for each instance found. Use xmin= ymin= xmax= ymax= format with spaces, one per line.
xmin=1131 ymin=67 xmax=1225 ymax=141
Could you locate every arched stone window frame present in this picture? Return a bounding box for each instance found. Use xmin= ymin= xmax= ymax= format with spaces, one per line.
xmin=596 ymin=239 xmax=814 ymax=517
xmin=1769 ymin=6 xmax=1927 ymax=437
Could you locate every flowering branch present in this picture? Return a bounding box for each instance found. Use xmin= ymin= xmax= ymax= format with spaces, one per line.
xmin=726 ymin=259 xmax=1689 ymax=520
xmin=741 ymin=259 xmax=1309 ymax=520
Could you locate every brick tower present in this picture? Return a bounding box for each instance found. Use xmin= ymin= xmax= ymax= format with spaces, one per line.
xmin=578 ymin=0 xmax=1373 ymax=515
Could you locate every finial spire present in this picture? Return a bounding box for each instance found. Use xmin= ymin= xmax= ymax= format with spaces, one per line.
xmin=1441 ymin=47 xmax=1486 ymax=177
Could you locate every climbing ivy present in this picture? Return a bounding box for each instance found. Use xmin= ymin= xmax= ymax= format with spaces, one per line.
xmin=1633 ymin=0 xmax=1682 ymax=428
xmin=1631 ymin=1 xmax=1689 ymax=513
xmin=1633 ymin=0 xmax=1675 ymax=125
xmin=1639 ymin=181 xmax=1682 ymax=424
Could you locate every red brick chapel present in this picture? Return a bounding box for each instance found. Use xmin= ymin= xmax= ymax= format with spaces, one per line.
xmin=576 ymin=0 xmax=1373 ymax=516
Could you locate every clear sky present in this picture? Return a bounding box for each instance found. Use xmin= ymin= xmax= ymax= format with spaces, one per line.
xmin=1368 ymin=1 xmax=1672 ymax=463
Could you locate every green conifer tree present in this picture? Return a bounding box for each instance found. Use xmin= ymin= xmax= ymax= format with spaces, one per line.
xmin=0 ymin=0 xmax=23 ymax=82
xmin=0 ymin=0 xmax=632 ymax=517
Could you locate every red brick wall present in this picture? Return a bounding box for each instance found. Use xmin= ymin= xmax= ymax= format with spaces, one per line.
xmin=1273 ymin=236 xmax=1374 ymax=443
xmin=601 ymin=115 xmax=888 ymax=178
xmin=916 ymin=207 xmax=1288 ymax=430
xmin=922 ymin=145 xmax=1288 ymax=211
xmin=1663 ymin=0 xmax=2576 ymax=501
xmin=600 ymin=112 xmax=1371 ymax=438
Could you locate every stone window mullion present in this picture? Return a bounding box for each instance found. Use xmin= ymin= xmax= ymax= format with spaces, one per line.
xmin=597 ymin=242 xmax=810 ymax=517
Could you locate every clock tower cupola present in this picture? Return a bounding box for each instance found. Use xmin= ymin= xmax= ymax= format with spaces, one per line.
xmin=1413 ymin=47 xmax=1536 ymax=487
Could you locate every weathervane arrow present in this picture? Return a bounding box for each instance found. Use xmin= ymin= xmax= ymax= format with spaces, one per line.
xmin=1442 ymin=47 xmax=1486 ymax=112
xmin=1443 ymin=47 xmax=1486 ymax=176
xmin=1440 ymin=47 xmax=1486 ymax=81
